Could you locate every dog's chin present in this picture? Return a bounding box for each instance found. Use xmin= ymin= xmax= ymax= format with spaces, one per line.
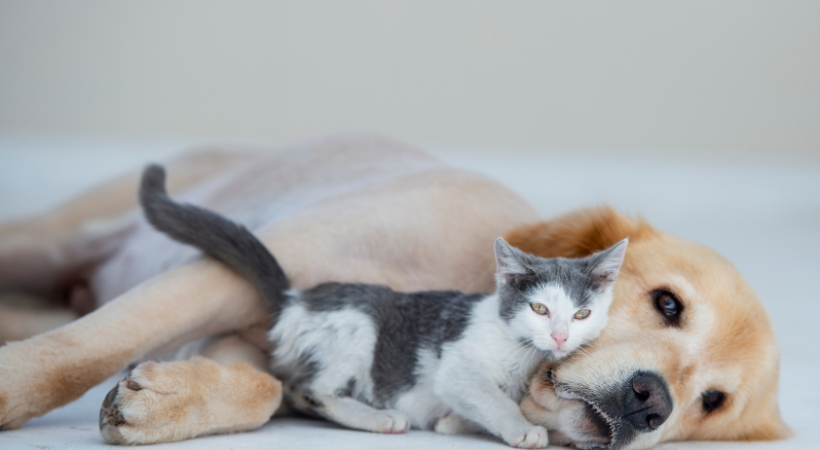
xmin=554 ymin=386 xmax=615 ymax=449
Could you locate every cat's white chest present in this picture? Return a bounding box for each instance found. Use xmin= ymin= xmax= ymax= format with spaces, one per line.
xmin=489 ymin=333 xmax=542 ymax=401
xmin=445 ymin=296 xmax=542 ymax=402
xmin=499 ymin=347 xmax=541 ymax=400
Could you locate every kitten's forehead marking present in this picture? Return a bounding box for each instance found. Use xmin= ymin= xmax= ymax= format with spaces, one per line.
xmin=528 ymin=258 xmax=599 ymax=308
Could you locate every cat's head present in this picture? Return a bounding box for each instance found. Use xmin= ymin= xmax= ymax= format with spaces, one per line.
xmin=494 ymin=237 xmax=628 ymax=359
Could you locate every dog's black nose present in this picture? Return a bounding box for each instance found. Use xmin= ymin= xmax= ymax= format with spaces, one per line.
xmin=624 ymin=372 xmax=673 ymax=431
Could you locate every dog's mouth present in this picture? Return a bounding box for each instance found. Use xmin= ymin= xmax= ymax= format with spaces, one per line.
xmin=553 ymin=381 xmax=616 ymax=450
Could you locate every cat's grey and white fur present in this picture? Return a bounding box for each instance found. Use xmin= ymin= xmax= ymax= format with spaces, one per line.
xmin=139 ymin=164 xmax=627 ymax=449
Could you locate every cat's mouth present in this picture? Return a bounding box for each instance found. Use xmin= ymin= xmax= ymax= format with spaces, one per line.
xmin=535 ymin=347 xmax=567 ymax=361
xmin=553 ymin=382 xmax=616 ymax=449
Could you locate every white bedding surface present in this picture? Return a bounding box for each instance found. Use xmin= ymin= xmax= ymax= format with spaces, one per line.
xmin=0 ymin=136 xmax=817 ymax=449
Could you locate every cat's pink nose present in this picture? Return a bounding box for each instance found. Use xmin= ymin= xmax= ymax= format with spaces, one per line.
xmin=551 ymin=333 xmax=568 ymax=347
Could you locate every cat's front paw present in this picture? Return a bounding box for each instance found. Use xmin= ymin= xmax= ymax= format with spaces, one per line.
xmin=434 ymin=413 xmax=480 ymax=436
xmin=379 ymin=410 xmax=410 ymax=434
xmin=504 ymin=425 xmax=549 ymax=449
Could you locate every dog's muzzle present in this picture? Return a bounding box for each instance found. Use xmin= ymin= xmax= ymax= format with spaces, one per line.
xmin=557 ymin=370 xmax=674 ymax=449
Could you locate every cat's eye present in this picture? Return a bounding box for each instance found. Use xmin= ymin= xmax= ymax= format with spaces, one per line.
xmin=574 ymin=309 xmax=591 ymax=320
xmin=702 ymin=390 xmax=725 ymax=414
xmin=531 ymin=303 xmax=549 ymax=315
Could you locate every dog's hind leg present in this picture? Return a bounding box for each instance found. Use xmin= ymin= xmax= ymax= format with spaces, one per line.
xmin=0 ymin=210 xmax=135 ymax=300
xmin=99 ymin=334 xmax=281 ymax=445
xmin=0 ymin=149 xmax=247 ymax=299
xmin=0 ymin=257 xmax=268 ymax=430
xmin=0 ymin=296 xmax=78 ymax=344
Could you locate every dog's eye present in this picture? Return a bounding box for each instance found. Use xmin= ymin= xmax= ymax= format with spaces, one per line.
xmin=531 ymin=303 xmax=549 ymax=315
xmin=574 ymin=309 xmax=591 ymax=320
xmin=653 ymin=290 xmax=683 ymax=326
xmin=702 ymin=390 xmax=725 ymax=413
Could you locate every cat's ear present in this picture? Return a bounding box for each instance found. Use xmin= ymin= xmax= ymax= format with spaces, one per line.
xmin=494 ymin=238 xmax=530 ymax=279
xmin=587 ymin=238 xmax=628 ymax=288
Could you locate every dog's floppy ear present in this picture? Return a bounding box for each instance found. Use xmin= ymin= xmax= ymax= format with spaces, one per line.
xmin=504 ymin=206 xmax=652 ymax=259
xmin=733 ymin=376 xmax=794 ymax=442
xmin=742 ymin=412 xmax=793 ymax=441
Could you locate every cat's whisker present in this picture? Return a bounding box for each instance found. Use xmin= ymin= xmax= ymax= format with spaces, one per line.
xmin=511 ymin=347 xmax=532 ymax=370
xmin=527 ymin=345 xmax=543 ymax=370
xmin=517 ymin=345 xmax=532 ymax=370
xmin=574 ymin=347 xmax=593 ymax=360
xmin=507 ymin=343 xmax=527 ymax=359
xmin=520 ymin=343 xmax=538 ymax=375
xmin=506 ymin=338 xmax=532 ymax=354
xmin=527 ymin=343 xmax=540 ymax=369
xmin=508 ymin=339 xmax=534 ymax=361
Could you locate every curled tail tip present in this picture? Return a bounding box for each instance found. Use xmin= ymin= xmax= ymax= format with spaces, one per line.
xmin=139 ymin=164 xmax=168 ymax=203
xmin=138 ymin=164 xmax=174 ymax=230
xmin=141 ymin=163 xmax=167 ymax=189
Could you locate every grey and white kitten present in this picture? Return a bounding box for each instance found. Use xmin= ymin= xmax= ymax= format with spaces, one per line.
xmin=139 ymin=165 xmax=627 ymax=449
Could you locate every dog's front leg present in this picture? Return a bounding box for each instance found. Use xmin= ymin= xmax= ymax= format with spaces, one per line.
xmin=0 ymin=258 xmax=267 ymax=430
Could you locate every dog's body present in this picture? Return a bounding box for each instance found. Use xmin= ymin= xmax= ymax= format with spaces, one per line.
xmin=0 ymin=135 xmax=789 ymax=448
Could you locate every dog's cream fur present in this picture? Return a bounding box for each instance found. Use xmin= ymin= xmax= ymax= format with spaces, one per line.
xmin=0 ymin=135 xmax=788 ymax=448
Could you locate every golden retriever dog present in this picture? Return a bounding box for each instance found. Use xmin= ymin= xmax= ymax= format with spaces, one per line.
xmin=0 ymin=135 xmax=789 ymax=448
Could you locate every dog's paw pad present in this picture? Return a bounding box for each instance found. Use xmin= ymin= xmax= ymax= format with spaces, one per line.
xmin=98 ymin=362 xmax=179 ymax=445
xmin=98 ymin=379 xmax=144 ymax=444
xmin=99 ymin=384 xmax=127 ymax=428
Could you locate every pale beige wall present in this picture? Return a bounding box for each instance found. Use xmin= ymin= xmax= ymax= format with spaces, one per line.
xmin=1 ymin=1 xmax=818 ymax=155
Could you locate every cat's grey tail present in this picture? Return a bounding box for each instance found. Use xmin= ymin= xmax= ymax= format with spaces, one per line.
xmin=139 ymin=164 xmax=290 ymax=316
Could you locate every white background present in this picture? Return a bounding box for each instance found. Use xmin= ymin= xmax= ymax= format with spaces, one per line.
xmin=1 ymin=1 xmax=819 ymax=158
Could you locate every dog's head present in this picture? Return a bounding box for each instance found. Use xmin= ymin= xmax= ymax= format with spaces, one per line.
xmin=505 ymin=207 xmax=790 ymax=449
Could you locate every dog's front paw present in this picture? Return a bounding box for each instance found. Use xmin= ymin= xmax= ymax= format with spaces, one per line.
xmin=503 ymin=425 xmax=549 ymax=449
xmin=99 ymin=358 xmax=281 ymax=444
